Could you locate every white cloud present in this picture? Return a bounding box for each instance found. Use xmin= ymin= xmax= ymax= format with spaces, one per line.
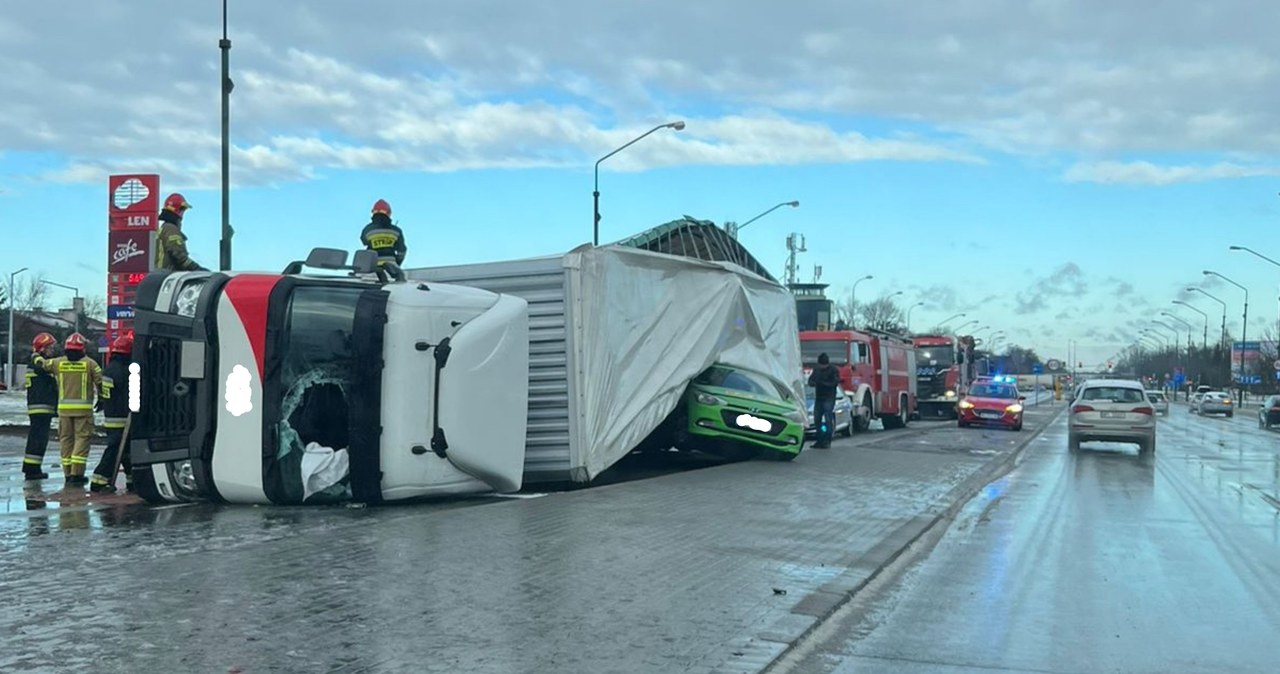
xmin=1063 ymin=161 xmax=1280 ymax=185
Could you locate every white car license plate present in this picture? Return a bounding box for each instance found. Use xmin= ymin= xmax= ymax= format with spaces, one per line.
xmin=735 ymin=413 xmax=772 ymax=433
xmin=978 ymin=411 xmax=1001 ymax=419
xmin=1101 ymin=411 xmax=1123 ymax=419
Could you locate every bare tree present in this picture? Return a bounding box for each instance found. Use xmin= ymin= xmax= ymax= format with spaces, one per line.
xmin=862 ymin=295 xmax=905 ymax=333
xmin=82 ymin=295 xmax=107 ymax=321
xmin=12 ymin=273 xmax=51 ymax=312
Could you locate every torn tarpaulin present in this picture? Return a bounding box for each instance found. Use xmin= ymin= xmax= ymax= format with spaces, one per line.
xmin=301 ymin=442 xmax=350 ymax=501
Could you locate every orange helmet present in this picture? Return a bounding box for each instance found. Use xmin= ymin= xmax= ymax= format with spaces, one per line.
xmin=32 ymin=333 xmax=57 ymax=352
xmin=110 ymin=333 xmax=134 ymax=355
xmin=163 ymin=193 xmax=192 ymax=213
xmin=372 ymin=199 xmax=392 ymax=216
xmin=65 ymin=332 xmax=87 ymax=351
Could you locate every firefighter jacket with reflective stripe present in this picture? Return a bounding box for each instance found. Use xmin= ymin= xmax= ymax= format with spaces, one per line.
xmin=155 ymin=218 xmax=204 ymax=271
xmin=99 ymin=355 xmax=131 ymax=429
xmin=37 ymin=355 xmax=103 ymax=417
xmin=25 ymin=353 xmax=58 ymax=415
xmin=360 ymin=214 xmax=407 ymax=266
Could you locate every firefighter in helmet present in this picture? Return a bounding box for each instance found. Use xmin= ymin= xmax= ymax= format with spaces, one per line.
xmin=21 ymin=333 xmax=59 ymax=480
xmin=360 ymin=199 xmax=407 ymax=267
xmin=33 ymin=332 xmax=104 ymax=485
xmin=155 ymin=192 xmax=208 ymax=272
xmin=90 ymin=333 xmax=135 ymax=494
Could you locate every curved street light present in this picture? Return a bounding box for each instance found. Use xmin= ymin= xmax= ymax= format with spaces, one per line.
xmin=1204 ymin=270 xmax=1249 ymax=393
xmin=593 ymin=120 xmax=686 ymax=245
xmin=905 ymin=301 xmax=925 ymax=332
xmin=1187 ymin=287 xmax=1228 ymax=346
xmin=937 ymin=313 xmax=965 ymax=330
xmin=1229 ymin=245 xmax=1280 ymax=352
xmin=849 ymin=275 xmax=873 ymax=328
xmin=1152 ymin=320 xmax=1180 ymax=354
xmin=954 ymin=319 xmax=978 ymax=334
xmin=1172 ymin=300 xmax=1209 ymax=348
xmin=729 ymin=201 xmax=800 ymax=239
xmin=6 ymin=266 xmax=29 ymax=390
xmin=1160 ymin=312 xmax=1194 ymax=354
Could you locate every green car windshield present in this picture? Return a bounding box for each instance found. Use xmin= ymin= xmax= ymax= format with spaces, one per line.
xmin=696 ymin=366 xmax=793 ymax=401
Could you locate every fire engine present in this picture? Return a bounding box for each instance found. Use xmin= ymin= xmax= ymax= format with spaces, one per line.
xmin=912 ymin=334 xmax=979 ymax=419
xmin=799 ymin=328 xmax=917 ymax=431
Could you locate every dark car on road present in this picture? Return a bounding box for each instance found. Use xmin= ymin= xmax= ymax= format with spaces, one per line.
xmin=1259 ymin=394 xmax=1280 ymax=429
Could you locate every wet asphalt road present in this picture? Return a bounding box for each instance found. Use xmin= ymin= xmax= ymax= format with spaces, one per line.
xmin=0 ymin=399 xmax=1059 ymax=674
xmin=775 ymin=401 xmax=1280 ymax=674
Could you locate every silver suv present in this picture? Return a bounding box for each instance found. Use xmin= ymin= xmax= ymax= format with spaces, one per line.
xmin=1069 ymin=379 xmax=1157 ymax=455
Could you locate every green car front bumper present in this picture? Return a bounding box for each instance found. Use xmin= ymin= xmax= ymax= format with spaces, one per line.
xmin=684 ymin=399 xmax=805 ymax=456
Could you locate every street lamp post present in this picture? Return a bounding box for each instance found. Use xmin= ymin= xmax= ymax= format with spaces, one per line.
xmin=1187 ymin=287 xmax=1228 ymax=347
xmin=1229 ymin=245 xmax=1280 ymax=352
xmin=1173 ymin=300 xmax=1209 ymax=348
xmin=1204 ymin=270 xmax=1249 ymax=401
xmin=43 ymin=280 xmax=81 ymax=336
xmin=937 ymin=313 xmax=965 ymax=330
xmin=220 ymin=0 xmax=234 ymax=271
xmin=727 ymin=201 xmax=799 ymax=239
xmin=905 ymin=302 xmax=924 ymax=332
xmin=1153 ymin=320 xmax=1180 ymax=356
xmin=849 ymin=275 xmax=873 ymax=328
xmin=955 ymin=319 xmax=978 ymax=334
xmin=6 ymin=267 xmax=28 ymax=391
xmin=1161 ymin=313 xmax=1195 ymax=356
xmin=593 ymin=120 xmax=686 ymax=246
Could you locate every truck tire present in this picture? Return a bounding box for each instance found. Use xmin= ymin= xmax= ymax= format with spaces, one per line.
xmin=852 ymin=393 xmax=872 ymax=433
xmin=882 ymin=395 xmax=909 ymax=429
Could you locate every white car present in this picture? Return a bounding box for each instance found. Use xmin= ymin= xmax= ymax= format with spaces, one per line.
xmin=1189 ymin=385 xmax=1213 ymax=413
xmin=1069 ymin=379 xmax=1156 ymax=455
xmin=1144 ymin=390 xmax=1169 ymax=416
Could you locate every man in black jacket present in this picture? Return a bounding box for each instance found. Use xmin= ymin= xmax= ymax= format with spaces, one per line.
xmin=22 ymin=333 xmax=59 ymax=479
xmin=808 ymin=353 xmax=841 ymax=448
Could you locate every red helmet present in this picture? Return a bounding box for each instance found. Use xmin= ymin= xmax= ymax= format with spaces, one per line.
xmin=32 ymin=333 xmax=57 ymax=352
xmin=163 ymin=193 xmax=192 ymax=213
xmin=372 ymin=199 xmax=392 ymax=216
xmin=65 ymin=332 xmax=87 ymax=351
xmin=110 ymin=333 xmax=134 ymax=355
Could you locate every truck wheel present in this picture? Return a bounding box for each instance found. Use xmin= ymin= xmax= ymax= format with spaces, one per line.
xmin=852 ymin=393 xmax=872 ymax=432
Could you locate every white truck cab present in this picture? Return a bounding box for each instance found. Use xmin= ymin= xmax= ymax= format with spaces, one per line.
xmin=127 ymin=248 xmax=530 ymax=505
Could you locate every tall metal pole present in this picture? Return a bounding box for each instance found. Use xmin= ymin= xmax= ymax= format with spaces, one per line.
xmin=592 ymin=120 xmax=685 ymax=246
xmin=731 ymin=201 xmax=799 ymax=239
xmin=6 ymin=268 xmax=28 ymax=390
xmin=850 ymin=275 xmax=872 ymax=328
xmin=1229 ymin=245 xmax=1280 ymax=365
xmin=1205 ymin=270 xmax=1249 ymax=403
xmin=1173 ymin=300 xmax=1208 ymax=348
xmin=219 ymin=0 xmax=233 ymax=271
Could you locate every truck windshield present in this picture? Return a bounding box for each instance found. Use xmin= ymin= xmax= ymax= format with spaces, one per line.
xmin=266 ymin=284 xmax=367 ymax=504
xmin=801 ymin=340 xmax=849 ymax=365
xmin=917 ymin=348 xmax=954 ymax=366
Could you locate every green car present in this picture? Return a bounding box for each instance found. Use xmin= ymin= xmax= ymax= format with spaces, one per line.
xmin=673 ymin=364 xmax=808 ymax=461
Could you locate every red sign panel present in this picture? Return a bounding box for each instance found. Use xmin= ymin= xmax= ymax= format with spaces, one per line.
xmin=108 ymin=230 xmax=152 ymax=273
xmin=108 ymin=174 xmax=159 ymax=231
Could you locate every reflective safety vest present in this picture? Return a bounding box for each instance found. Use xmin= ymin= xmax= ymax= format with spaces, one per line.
xmin=39 ymin=356 xmax=104 ymax=417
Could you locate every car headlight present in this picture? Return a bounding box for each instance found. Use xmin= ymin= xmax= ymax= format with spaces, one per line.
xmin=958 ymin=400 xmax=975 ymax=409
xmin=784 ymin=409 xmax=807 ymax=422
xmin=695 ymin=392 xmax=725 ymax=406
xmin=174 ymin=279 xmax=206 ymax=318
xmin=1005 ymin=404 xmax=1023 ymax=413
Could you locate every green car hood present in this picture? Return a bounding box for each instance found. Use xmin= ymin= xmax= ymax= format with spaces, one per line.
xmin=692 ymin=383 xmax=796 ymax=414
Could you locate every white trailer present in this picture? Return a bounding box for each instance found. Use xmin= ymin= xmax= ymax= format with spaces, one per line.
xmin=409 ymin=243 xmax=802 ymax=485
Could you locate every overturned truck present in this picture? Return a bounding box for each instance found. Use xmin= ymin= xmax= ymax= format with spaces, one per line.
xmin=128 ymin=218 xmax=800 ymax=503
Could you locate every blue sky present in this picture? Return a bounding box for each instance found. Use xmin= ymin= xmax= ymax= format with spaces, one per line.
xmin=2 ymin=0 xmax=1280 ymax=368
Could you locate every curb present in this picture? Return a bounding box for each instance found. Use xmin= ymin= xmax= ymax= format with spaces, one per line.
xmin=750 ymin=402 xmax=1068 ymax=674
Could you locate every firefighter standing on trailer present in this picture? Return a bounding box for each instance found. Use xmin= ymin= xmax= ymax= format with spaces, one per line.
xmin=89 ymin=333 xmax=134 ymax=494
xmin=360 ymin=199 xmax=407 ymax=267
xmin=155 ymin=192 xmax=208 ymax=272
xmin=21 ymin=333 xmax=60 ymax=480
xmin=34 ymin=333 xmax=104 ymax=485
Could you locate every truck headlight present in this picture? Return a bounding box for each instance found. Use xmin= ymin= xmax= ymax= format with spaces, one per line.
xmin=174 ymin=280 xmax=206 ymax=318
xmin=945 ymin=390 xmax=957 ymax=398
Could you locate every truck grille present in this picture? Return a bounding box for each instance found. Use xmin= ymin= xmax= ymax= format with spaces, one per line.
xmin=138 ymin=337 xmax=196 ymax=438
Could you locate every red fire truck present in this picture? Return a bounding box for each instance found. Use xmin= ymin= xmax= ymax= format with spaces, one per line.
xmin=912 ymin=334 xmax=979 ymax=419
xmin=800 ymin=328 xmax=917 ymax=431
